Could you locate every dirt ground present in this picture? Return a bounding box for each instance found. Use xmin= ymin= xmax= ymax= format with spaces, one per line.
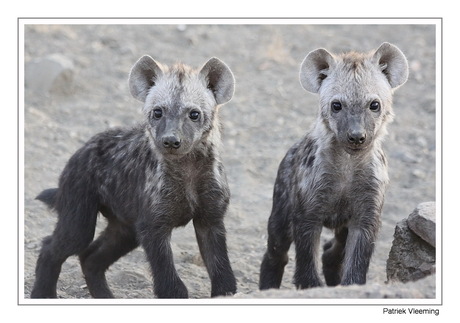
xmin=22 ymin=21 xmax=437 ymax=301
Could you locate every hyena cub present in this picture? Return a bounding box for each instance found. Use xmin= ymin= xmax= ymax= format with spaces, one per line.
xmin=259 ymin=43 xmax=408 ymax=290
xmin=31 ymin=56 xmax=237 ymax=299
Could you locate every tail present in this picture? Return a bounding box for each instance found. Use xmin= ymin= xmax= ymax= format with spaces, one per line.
xmin=36 ymin=188 xmax=58 ymax=209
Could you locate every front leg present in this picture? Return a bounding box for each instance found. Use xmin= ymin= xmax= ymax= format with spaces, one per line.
xmin=341 ymin=221 xmax=378 ymax=285
xmin=340 ymin=159 xmax=387 ymax=285
xmin=293 ymin=215 xmax=323 ymax=289
xmin=322 ymin=227 xmax=348 ymax=286
xmin=193 ymin=216 xmax=237 ymax=297
xmin=137 ymin=220 xmax=188 ymax=298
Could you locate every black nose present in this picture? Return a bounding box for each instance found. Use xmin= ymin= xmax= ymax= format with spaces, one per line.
xmin=347 ymin=131 xmax=366 ymax=145
xmin=163 ymin=136 xmax=181 ymax=149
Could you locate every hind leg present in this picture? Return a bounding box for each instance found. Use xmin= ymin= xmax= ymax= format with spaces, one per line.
xmin=322 ymin=227 xmax=348 ymax=286
xmin=79 ymin=216 xmax=139 ymax=298
xmin=31 ymin=208 xmax=98 ymax=298
xmin=30 ymin=236 xmax=65 ymax=298
xmin=259 ymin=206 xmax=292 ymax=290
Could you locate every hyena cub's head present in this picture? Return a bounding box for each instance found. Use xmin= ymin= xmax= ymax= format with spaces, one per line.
xmin=128 ymin=56 xmax=234 ymax=158
xmin=300 ymin=42 xmax=408 ymax=154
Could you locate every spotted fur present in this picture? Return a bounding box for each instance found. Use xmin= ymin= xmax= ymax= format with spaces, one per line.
xmin=260 ymin=43 xmax=408 ymax=290
xmin=31 ymin=56 xmax=237 ymax=299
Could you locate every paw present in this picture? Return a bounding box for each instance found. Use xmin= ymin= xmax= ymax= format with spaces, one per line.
xmin=155 ymin=279 xmax=189 ymax=298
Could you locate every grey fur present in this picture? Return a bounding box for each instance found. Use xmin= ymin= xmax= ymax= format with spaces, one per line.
xmin=31 ymin=57 xmax=237 ymax=299
xmin=260 ymin=43 xmax=408 ymax=290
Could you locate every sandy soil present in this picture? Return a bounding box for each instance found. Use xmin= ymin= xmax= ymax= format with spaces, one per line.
xmin=22 ymin=22 xmax=437 ymax=301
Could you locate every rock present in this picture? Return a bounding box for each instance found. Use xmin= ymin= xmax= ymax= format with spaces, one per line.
xmin=25 ymin=54 xmax=74 ymax=94
xmin=407 ymin=201 xmax=436 ymax=247
xmin=386 ymin=217 xmax=435 ymax=283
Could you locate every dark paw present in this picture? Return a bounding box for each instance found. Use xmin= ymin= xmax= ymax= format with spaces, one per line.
xmin=211 ymin=275 xmax=237 ymax=297
xmin=323 ymin=268 xmax=342 ymax=286
xmin=294 ymin=279 xmax=323 ymax=289
xmin=30 ymin=288 xmax=57 ymax=299
xmin=294 ymin=273 xmax=323 ymax=289
xmin=155 ymin=280 xmax=189 ymax=299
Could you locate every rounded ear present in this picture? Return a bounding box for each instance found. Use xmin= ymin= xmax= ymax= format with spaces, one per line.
xmin=199 ymin=57 xmax=235 ymax=105
xmin=128 ymin=55 xmax=163 ymax=102
xmin=372 ymin=42 xmax=409 ymax=89
xmin=299 ymin=48 xmax=336 ymax=93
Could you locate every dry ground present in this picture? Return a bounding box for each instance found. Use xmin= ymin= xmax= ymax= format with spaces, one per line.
xmin=23 ymin=22 xmax=437 ymax=301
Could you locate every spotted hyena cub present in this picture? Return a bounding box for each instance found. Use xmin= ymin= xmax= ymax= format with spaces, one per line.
xmin=31 ymin=56 xmax=237 ymax=299
xmin=259 ymin=43 xmax=409 ymax=290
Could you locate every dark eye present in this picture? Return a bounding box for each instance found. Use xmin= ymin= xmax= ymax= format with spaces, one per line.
xmin=152 ymin=108 xmax=163 ymax=119
xmin=331 ymin=101 xmax=342 ymax=113
xmin=369 ymin=101 xmax=380 ymax=112
xmin=189 ymin=110 xmax=200 ymax=121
